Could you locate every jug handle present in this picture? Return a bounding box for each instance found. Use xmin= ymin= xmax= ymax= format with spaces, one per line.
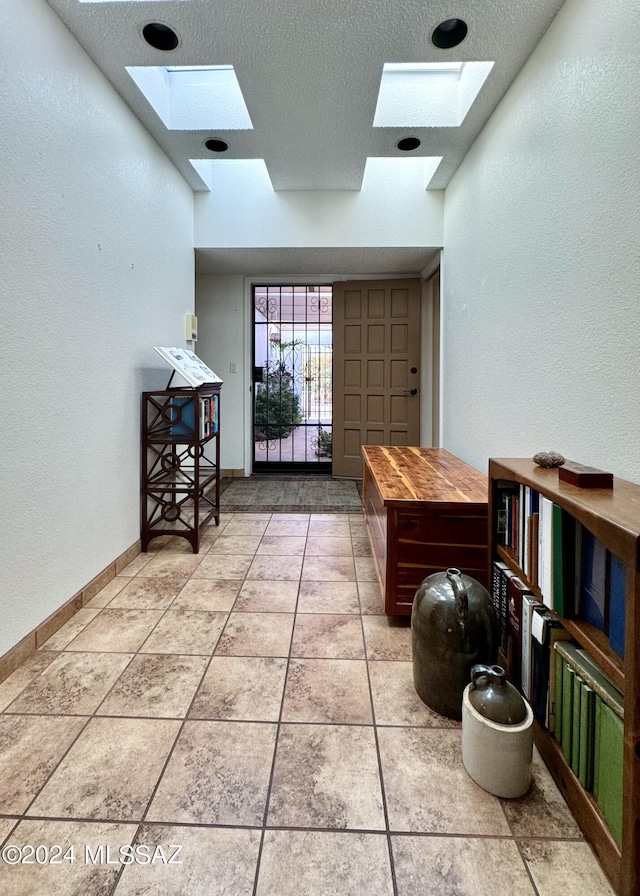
xmin=470 ymin=664 xmax=505 ymax=691
xmin=446 ymin=567 xmax=468 ymax=621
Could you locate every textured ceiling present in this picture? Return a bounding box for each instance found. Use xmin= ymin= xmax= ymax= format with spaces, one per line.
xmin=195 ymin=246 xmax=440 ymax=276
xmin=45 ymin=0 xmax=565 ymax=194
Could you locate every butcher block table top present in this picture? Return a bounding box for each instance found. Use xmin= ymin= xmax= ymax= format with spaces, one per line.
xmin=361 ymin=446 xmax=488 ymax=509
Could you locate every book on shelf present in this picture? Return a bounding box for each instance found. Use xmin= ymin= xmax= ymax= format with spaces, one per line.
xmin=551 ymin=503 xmax=576 ymax=618
xmin=155 ymin=346 xmax=224 ymax=389
xmin=521 ymin=592 xmax=544 ymax=700
xmin=529 ymin=608 xmax=572 ymax=732
xmin=491 ymin=560 xmax=513 ymax=656
xmin=578 ymin=682 xmax=596 ymax=790
xmin=538 ymin=496 xmax=554 ymax=608
xmin=170 ymin=394 xmax=196 ymax=438
xmin=608 ymin=553 xmax=626 ymax=659
xmin=593 ymin=699 xmax=624 ymax=848
xmin=579 ymin=527 xmax=607 ymax=632
xmin=554 ymin=640 xmax=624 ymax=717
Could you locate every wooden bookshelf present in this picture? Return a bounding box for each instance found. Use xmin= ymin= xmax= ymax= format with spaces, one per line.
xmin=141 ymin=385 xmax=221 ymax=553
xmin=489 ymin=458 xmax=640 ymax=896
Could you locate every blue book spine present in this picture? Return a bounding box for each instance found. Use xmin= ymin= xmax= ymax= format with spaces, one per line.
xmin=608 ymin=554 xmax=626 ymax=658
xmin=580 ymin=529 xmax=606 ymax=631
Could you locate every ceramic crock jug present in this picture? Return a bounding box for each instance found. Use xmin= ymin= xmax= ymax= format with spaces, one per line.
xmin=411 ymin=567 xmax=498 ymax=720
xmin=462 ymin=663 xmax=534 ymax=798
xmin=467 ymin=664 xmax=527 ymax=724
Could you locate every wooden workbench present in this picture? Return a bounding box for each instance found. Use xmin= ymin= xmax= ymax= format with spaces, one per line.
xmin=362 ymin=446 xmax=489 ymax=615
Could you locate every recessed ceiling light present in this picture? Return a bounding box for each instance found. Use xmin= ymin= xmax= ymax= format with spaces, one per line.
xmin=204 ymin=138 xmax=229 ymax=153
xmin=431 ymin=18 xmax=468 ymax=49
xmin=142 ymin=22 xmax=179 ymax=52
xmin=396 ymin=137 xmax=421 ymax=152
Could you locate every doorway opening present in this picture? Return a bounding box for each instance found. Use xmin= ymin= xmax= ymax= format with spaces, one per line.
xmin=253 ymin=285 xmax=333 ymax=473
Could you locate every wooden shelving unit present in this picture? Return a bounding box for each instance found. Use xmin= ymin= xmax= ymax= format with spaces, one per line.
xmin=141 ymin=384 xmax=221 ymax=553
xmin=489 ymin=458 xmax=640 ymax=896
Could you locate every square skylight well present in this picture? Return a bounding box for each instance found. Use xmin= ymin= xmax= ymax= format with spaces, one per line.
xmin=363 ymin=157 xmax=443 ymax=190
xmin=373 ymin=61 xmax=494 ymax=128
xmin=126 ymin=65 xmax=253 ymax=131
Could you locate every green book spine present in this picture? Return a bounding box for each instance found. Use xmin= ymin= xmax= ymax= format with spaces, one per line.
xmin=554 ymin=641 xmax=624 ymax=718
xmin=571 ymin=676 xmax=582 ymax=775
xmin=595 ymin=701 xmax=624 ymax=848
xmin=561 ymin=664 xmax=574 ymax=765
xmin=554 ymin=647 xmax=564 ymax=743
xmin=593 ymin=697 xmax=602 ymax=801
xmin=578 ymin=683 xmax=596 ymax=789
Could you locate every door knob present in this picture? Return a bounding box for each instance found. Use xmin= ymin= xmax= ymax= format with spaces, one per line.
xmin=403 ymin=388 xmax=418 ymax=395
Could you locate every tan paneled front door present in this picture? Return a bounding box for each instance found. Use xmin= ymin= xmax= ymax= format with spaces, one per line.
xmin=332 ymin=278 xmax=421 ymax=478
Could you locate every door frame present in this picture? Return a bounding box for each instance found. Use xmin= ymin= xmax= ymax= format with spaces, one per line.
xmin=242 ymin=269 xmax=441 ymax=476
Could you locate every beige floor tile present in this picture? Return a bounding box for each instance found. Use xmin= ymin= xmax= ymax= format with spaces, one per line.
xmin=257 ymin=536 xmax=307 ymax=556
xmin=190 ymin=554 xmax=253 ymax=580
xmin=215 ymin=613 xmax=295 ymax=657
xmin=98 ymin=654 xmax=208 ymax=718
xmin=354 ymin=556 xmax=378 ymax=581
xmin=264 ymin=518 xmax=309 ymax=536
xmin=189 ymin=656 xmax=287 ymax=721
xmin=223 ymin=517 xmax=271 ymax=536
xmin=301 ymin=555 xmax=356 ymax=582
xmin=119 ymin=555 xmax=154 ymax=577
xmin=147 ymin=720 xmax=277 ymax=825
xmin=291 ymin=614 xmax=365 ymax=659
xmin=362 ymin=615 xmax=412 ymax=660
xmin=257 ymin=830 xmax=393 ymax=896
xmin=66 ymin=609 xmax=164 ymax=653
xmin=106 ymin=576 xmax=187 ymax=610
xmin=392 ymin=835 xmax=536 ymax=896
xmin=520 ymin=840 xmax=616 ymax=896
xmin=171 ymin=578 xmax=242 ymax=611
xmin=0 ymin=818 xmax=137 ymax=896
xmin=282 ymin=659 xmax=372 ymax=724
xmin=137 ymin=554 xmax=203 ymax=579
xmin=0 ymin=817 xmax=17 ymax=842
xmin=378 ymin=727 xmax=511 ymax=835
xmin=308 ymin=519 xmax=351 ymax=537
xmin=268 ymin=723 xmax=385 ymax=830
xmin=83 ymin=576 xmax=129 ymax=608
xmin=234 ymin=580 xmax=299 ymax=613
xmin=0 ymin=715 xmax=86 ymax=814
xmin=351 ymin=537 xmax=372 ymax=556
xmin=369 ymin=661 xmax=459 ymax=728
xmin=0 ymin=652 xmax=60 ymax=712
xmin=209 ymin=535 xmax=262 ymax=554
xmin=140 ymin=610 xmax=227 ymax=655
xmin=357 ymin=581 xmax=385 ymax=615
xmin=296 ymin=581 xmax=360 ymax=614
xmin=114 ymin=824 xmax=262 ymax=896
xmin=305 ymin=536 xmax=353 ymax=556
xmin=40 ymin=609 xmax=101 ymax=650
xmin=500 ymin=749 xmax=583 ymax=838
xmin=6 ymin=652 xmax=132 ymax=715
xmin=28 ymin=717 xmax=180 ymax=821
xmin=247 ymin=555 xmax=304 ymax=581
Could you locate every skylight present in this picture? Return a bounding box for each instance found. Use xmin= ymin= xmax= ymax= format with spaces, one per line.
xmin=363 ymin=157 xmax=443 ymax=190
xmin=373 ymin=61 xmax=494 ymax=128
xmin=126 ymin=65 xmax=253 ymax=131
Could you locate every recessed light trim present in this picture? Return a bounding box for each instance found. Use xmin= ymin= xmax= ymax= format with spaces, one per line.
xmin=204 ymin=138 xmax=229 ymax=153
xmin=396 ymin=137 xmax=421 ymax=152
xmin=431 ymin=18 xmax=468 ymax=50
xmin=142 ymin=22 xmax=179 ymax=52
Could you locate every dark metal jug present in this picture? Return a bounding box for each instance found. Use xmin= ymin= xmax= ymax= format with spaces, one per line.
xmin=411 ymin=567 xmax=498 ymax=720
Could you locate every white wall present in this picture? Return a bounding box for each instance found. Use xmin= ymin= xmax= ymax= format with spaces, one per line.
xmin=196 ymin=275 xmax=246 ymax=470
xmin=440 ymin=0 xmax=640 ymax=483
xmin=0 ymin=0 xmax=195 ymax=657
xmin=194 ymin=159 xmax=444 ymax=250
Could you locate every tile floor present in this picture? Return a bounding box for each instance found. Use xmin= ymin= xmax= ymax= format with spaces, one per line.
xmin=0 ymin=512 xmax=616 ymax=895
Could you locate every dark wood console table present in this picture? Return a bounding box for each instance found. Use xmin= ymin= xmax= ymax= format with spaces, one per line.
xmin=362 ymin=446 xmax=489 ymax=615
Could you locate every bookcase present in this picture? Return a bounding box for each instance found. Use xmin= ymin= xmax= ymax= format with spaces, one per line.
xmin=141 ymin=384 xmax=221 ymax=553
xmin=488 ymin=458 xmax=640 ymax=896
